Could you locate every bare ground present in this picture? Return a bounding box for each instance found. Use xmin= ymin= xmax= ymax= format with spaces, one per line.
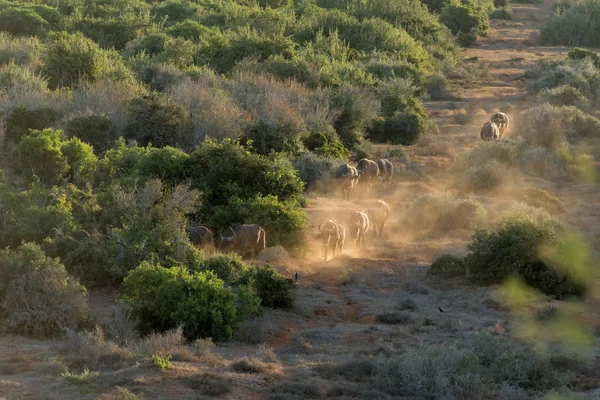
xmin=2 ymin=1 xmax=600 ymax=399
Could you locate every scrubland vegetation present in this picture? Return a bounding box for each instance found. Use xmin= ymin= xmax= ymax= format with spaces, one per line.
xmin=1 ymin=0 xmax=600 ymax=398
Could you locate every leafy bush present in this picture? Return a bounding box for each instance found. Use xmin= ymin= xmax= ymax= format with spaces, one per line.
xmin=428 ymin=254 xmax=466 ymax=277
xmin=243 ymin=119 xmax=305 ymax=156
xmin=439 ymin=5 xmax=488 ymax=44
xmin=196 ymin=253 xmax=249 ymax=284
xmin=352 ymin=139 xmax=375 ymax=160
xmin=332 ymin=86 xmax=380 ymax=148
xmin=65 ymin=113 xmax=116 ymax=154
xmin=123 ymin=261 xmax=259 ymax=340
xmin=248 ymin=266 xmax=296 ymax=309
xmin=540 ymin=0 xmax=600 ymax=46
xmin=0 ymin=33 xmax=42 ymax=66
xmin=148 ymin=354 xmax=172 ymax=370
xmin=0 ymin=242 xmax=90 ymax=337
xmin=293 ymin=152 xmax=340 ymax=189
xmin=401 ymin=193 xmax=487 ymax=236
xmin=568 ymin=47 xmax=600 ymax=66
xmin=535 ymin=85 xmax=591 ymax=110
xmin=303 ymin=126 xmax=349 ymax=159
xmin=368 ymin=111 xmax=427 ymax=145
xmin=465 ymin=212 xmax=585 ymax=298
xmin=4 ymin=105 xmax=59 ymax=144
xmin=17 ymin=128 xmax=68 ymax=185
xmin=511 ymin=187 xmax=564 ymax=214
xmin=124 ymin=92 xmax=192 ymax=148
xmin=124 ymin=33 xmax=171 ymax=58
xmin=166 ymin=20 xmax=213 ymax=41
xmin=0 ymin=7 xmax=49 ymax=37
xmin=425 ymin=75 xmax=455 ymax=101
xmin=211 ymin=195 xmax=307 ymax=251
xmin=490 ymin=8 xmax=512 ymax=20
xmin=455 ymin=161 xmax=510 ymax=193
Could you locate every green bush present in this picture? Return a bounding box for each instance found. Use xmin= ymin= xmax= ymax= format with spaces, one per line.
xmin=243 ymin=119 xmax=305 ymax=156
xmin=4 ymin=105 xmax=59 ymax=144
xmin=249 ymin=266 xmax=296 ymax=309
xmin=568 ymin=47 xmax=600 ymax=66
xmin=439 ymin=4 xmax=488 ymax=44
xmin=123 ymin=261 xmax=259 ymax=340
xmin=154 ymin=0 xmax=204 ymax=25
xmin=535 ymin=85 xmax=591 ymax=110
xmin=332 ymin=86 xmax=380 ymax=149
xmin=166 ymin=20 xmax=214 ymax=41
xmin=125 ymin=33 xmax=171 ymax=58
xmin=124 ymin=92 xmax=192 ymax=148
xmin=0 ymin=242 xmax=90 ymax=337
xmin=303 ymin=126 xmax=349 ymax=159
xmin=0 ymin=33 xmax=42 ymax=66
xmin=293 ymin=152 xmax=341 ymax=189
xmin=71 ymin=14 xmax=150 ymax=51
xmin=456 ymin=162 xmax=510 ymax=193
xmin=465 ymin=212 xmax=585 ymax=298
xmin=490 ymin=8 xmax=512 ymax=20
xmin=0 ymin=7 xmax=49 ymax=37
xmin=539 ymin=0 xmax=600 ymax=46
xmin=368 ymin=111 xmax=427 ymax=145
xmin=196 ymin=253 xmax=249 ymax=284
xmin=511 ymin=187 xmax=564 ymax=214
xmin=148 ymin=354 xmax=172 ymax=370
xmin=17 ymin=128 xmax=68 ymax=185
xmin=211 ymin=194 xmax=307 ymax=251
xmin=428 ymin=254 xmax=466 ymax=277
xmin=65 ymin=114 xmax=116 ymax=154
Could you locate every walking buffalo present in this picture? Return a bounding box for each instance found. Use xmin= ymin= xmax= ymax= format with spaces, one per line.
xmin=376 ymin=159 xmax=393 ymax=186
xmin=367 ymin=199 xmax=389 ymax=238
xmin=491 ymin=112 xmax=509 ymax=138
xmin=356 ymin=158 xmax=380 ymax=187
xmin=480 ymin=121 xmax=499 ymax=141
xmin=219 ymin=224 xmax=266 ymax=259
xmin=186 ymin=225 xmax=215 ymax=253
xmin=347 ymin=210 xmax=369 ymax=250
xmin=317 ymin=219 xmax=345 ymax=261
xmin=336 ymin=163 xmax=360 ymax=200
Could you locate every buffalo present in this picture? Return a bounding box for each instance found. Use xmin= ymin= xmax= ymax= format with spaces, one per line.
xmin=317 ymin=220 xmax=345 ymax=261
xmin=480 ymin=121 xmax=499 ymax=141
xmin=69 ymin=230 xmax=91 ymax=241
xmin=336 ymin=163 xmax=360 ymax=200
xmin=356 ymin=158 xmax=380 ymax=187
xmin=367 ymin=199 xmax=389 ymax=238
xmin=376 ymin=159 xmax=393 ymax=187
xmin=491 ymin=112 xmax=509 ymax=138
xmin=347 ymin=210 xmax=369 ymax=250
xmin=219 ymin=224 xmax=266 ymax=259
xmin=186 ymin=225 xmax=215 ymax=253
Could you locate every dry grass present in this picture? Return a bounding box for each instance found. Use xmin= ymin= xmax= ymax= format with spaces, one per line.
xmin=134 ymin=327 xmax=195 ymax=362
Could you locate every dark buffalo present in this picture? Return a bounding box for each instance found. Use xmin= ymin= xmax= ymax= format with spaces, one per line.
xmin=336 ymin=163 xmax=360 ymax=201
xmin=356 ymin=158 xmax=380 ymax=187
xmin=317 ymin=220 xmax=345 ymax=261
xmin=491 ymin=112 xmax=509 ymax=138
xmin=347 ymin=210 xmax=369 ymax=250
xmin=367 ymin=199 xmax=389 ymax=238
xmin=219 ymin=224 xmax=266 ymax=258
xmin=376 ymin=159 xmax=393 ymax=186
xmin=186 ymin=225 xmax=215 ymax=253
xmin=480 ymin=121 xmax=499 ymax=141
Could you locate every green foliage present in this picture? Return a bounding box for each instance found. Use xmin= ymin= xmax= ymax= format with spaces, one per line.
xmin=0 ymin=7 xmax=50 ymax=37
xmin=456 ymin=161 xmax=510 ymax=193
xmin=65 ymin=114 xmax=116 ymax=154
xmin=4 ymin=105 xmax=59 ymax=144
xmin=166 ymin=20 xmax=213 ymax=41
xmin=465 ymin=212 xmax=585 ymax=298
xmin=212 ymin=195 xmax=307 ymax=250
xmin=490 ymin=8 xmax=512 ymax=20
xmin=42 ymin=32 xmax=131 ymax=88
xmin=293 ymin=152 xmax=340 ymax=189
xmin=535 ymin=85 xmax=591 ymax=110
xmin=125 ymin=33 xmax=171 ymax=58
xmin=540 ymin=0 xmax=600 ymax=46
xmin=568 ymin=47 xmax=600 ymax=66
xmin=248 ymin=266 xmax=296 ymax=309
xmin=196 ymin=253 xmax=249 ymax=284
xmin=428 ymin=254 xmax=467 ymax=277
xmin=0 ymin=33 xmax=42 ymax=66
xmin=0 ymin=242 xmax=90 ymax=337
xmin=439 ymin=4 xmax=488 ymax=45
xmin=332 ymin=86 xmax=380 ymax=148
xmin=123 ymin=261 xmax=258 ymax=340
xmin=154 ymin=0 xmax=204 ymax=25
xmin=368 ymin=111 xmax=427 ymax=145
xmin=17 ymin=128 xmax=68 ymax=185
xmin=303 ymin=126 xmax=349 ymax=159
xmin=148 ymin=354 xmax=172 ymax=370
xmin=511 ymin=187 xmax=564 ymax=214
xmin=244 ymin=119 xmax=305 ymax=156
xmin=124 ymin=92 xmax=192 ymax=148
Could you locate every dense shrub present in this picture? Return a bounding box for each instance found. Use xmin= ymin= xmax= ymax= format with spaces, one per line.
xmin=123 ymin=261 xmax=260 ymax=340
xmin=439 ymin=5 xmax=488 ymax=45
xmin=17 ymin=128 xmax=68 ymax=185
xmin=211 ymin=195 xmax=307 ymax=250
xmin=248 ymin=266 xmax=296 ymax=309
xmin=332 ymin=86 xmax=380 ymax=148
xmin=196 ymin=253 xmax=249 ymax=284
xmin=293 ymin=152 xmax=341 ymax=189
xmin=166 ymin=20 xmax=213 ymax=41
xmin=511 ymin=187 xmax=564 ymax=214
xmin=455 ymin=161 xmax=510 ymax=193
xmin=401 ymin=193 xmax=487 ymax=236
xmin=243 ymin=119 xmax=305 ymax=156
xmin=465 ymin=212 xmax=585 ymax=298
xmin=65 ymin=114 xmax=116 ymax=154
xmin=303 ymin=126 xmax=349 ymax=159
xmin=0 ymin=242 xmax=90 ymax=337
xmin=368 ymin=111 xmax=427 ymax=145
xmin=0 ymin=7 xmax=49 ymax=37
xmin=154 ymin=0 xmax=204 ymax=25
xmin=568 ymin=47 xmax=600 ymax=66
xmin=72 ymin=13 xmax=152 ymax=51
xmin=539 ymin=0 xmax=600 ymax=46
xmin=535 ymin=85 xmax=591 ymax=110
xmin=4 ymin=105 xmax=59 ymax=144
xmin=428 ymin=254 xmax=467 ymax=277
xmin=124 ymin=92 xmax=192 ymax=148
xmin=0 ymin=33 xmax=42 ymax=66
xmin=490 ymin=8 xmax=512 ymax=20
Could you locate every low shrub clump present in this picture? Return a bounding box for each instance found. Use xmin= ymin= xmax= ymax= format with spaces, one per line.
xmin=248 ymin=266 xmax=296 ymax=309
xmin=401 ymin=193 xmax=487 ymax=236
xmin=455 ymin=161 xmax=511 ymax=193
xmin=510 ymin=187 xmax=564 ymax=214
xmin=539 ymin=0 xmax=600 ymax=47
xmin=465 ymin=211 xmax=585 ymax=298
xmin=428 ymin=254 xmax=466 ymax=277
